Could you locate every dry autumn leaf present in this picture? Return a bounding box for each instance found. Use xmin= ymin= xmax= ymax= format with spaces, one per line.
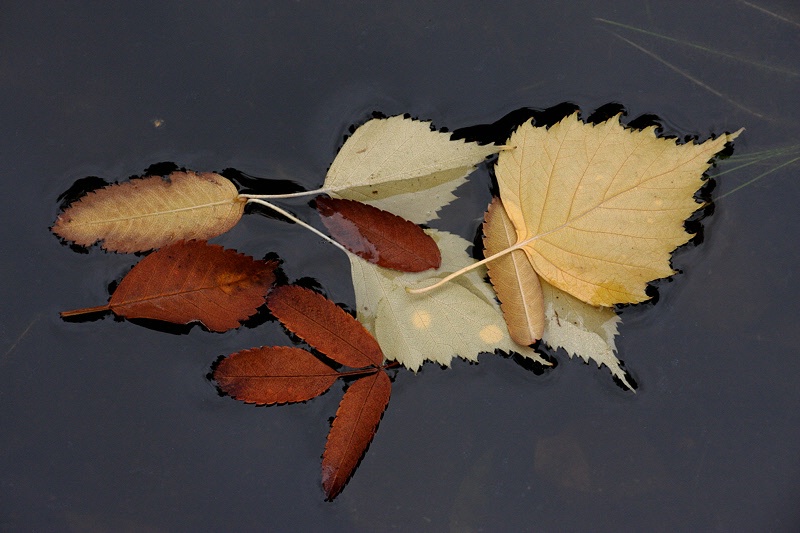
xmin=217 ymin=284 xmax=393 ymax=499
xmin=483 ymin=197 xmax=544 ymax=345
xmin=327 ymin=115 xmax=501 ymax=224
xmin=540 ymin=280 xmax=629 ymax=389
xmin=315 ymin=196 xmax=441 ymax=272
xmin=325 ymin=115 xmax=501 ymax=193
xmin=494 ymin=113 xmax=742 ymax=307
xmin=348 ymin=229 xmax=550 ymax=370
xmin=483 ymin=197 xmax=630 ymax=387
xmin=213 ymin=346 xmax=340 ymax=405
xmin=322 ymin=370 xmax=391 ymax=500
xmin=61 ymin=240 xmax=277 ymax=332
xmin=52 ymin=171 xmax=245 ymax=253
xmin=267 ymin=284 xmax=384 ymax=369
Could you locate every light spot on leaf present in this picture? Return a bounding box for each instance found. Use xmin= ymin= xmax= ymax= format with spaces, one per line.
xmin=479 ymin=324 xmax=504 ymax=344
xmin=411 ymin=310 xmax=432 ymax=329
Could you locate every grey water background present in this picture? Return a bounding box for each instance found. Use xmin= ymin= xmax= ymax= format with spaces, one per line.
xmin=2 ymin=1 xmax=799 ymax=531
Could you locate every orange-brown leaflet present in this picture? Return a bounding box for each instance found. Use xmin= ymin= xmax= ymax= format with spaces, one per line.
xmin=213 ymin=346 xmax=339 ymax=405
xmin=51 ymin=171 xmax=245 ymax=253
xmin=267 ymin=284 xmax=384 ymax=368
xmin=482 ymin=198 xmax=545 ymax=345
xmin=61 ymin=240 xmax=277 ymax=332
xmin=316 ymin=196 xmax=441 ymax=272
xmin=322 ymin=370 xmax=391 ymax=500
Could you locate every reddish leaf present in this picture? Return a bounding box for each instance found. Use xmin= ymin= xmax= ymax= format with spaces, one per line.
xmin=267 ymin=285 xmax=383 ymax=368
xmin=61 ymin=240 xmax=277 ymax=332
xmin=213 ymin=346 xmax=338 ymax=405
xmin=316 ymin=196 xmax=441 ymax=272
xmin=322 ymin=370 xmax=391 ymax=500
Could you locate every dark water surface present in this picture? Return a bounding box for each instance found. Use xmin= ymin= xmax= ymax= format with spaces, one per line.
xmin=2 ymin=1 xmax=799 ymax=531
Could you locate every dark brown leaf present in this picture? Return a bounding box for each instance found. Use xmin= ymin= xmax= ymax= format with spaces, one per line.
xmin=60 ymin=240 xmax=277 ymax=332
xmin=267 ymin=284 xmax=383 ymax=368
xmin=322 ymin=370 xmax=391 ymax=500
xmin=213 ymin=346 xmax=338 ymax=405
xmin=316 ymin=196 xmax=441 ymax=272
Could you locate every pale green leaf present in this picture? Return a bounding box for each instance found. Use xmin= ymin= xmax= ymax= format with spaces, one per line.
xmin=335 ymin=165 xmax=475 ymax=224
xmin=540 ymin=281 xmax=632 ymax=389
xmin=349 ymin=229 xmax=549 ymax=371
xmin=326 ymin=115 xmax=500 ymax=223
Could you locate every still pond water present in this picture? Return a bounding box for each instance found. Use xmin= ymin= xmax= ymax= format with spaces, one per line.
xmin=2 ymin=1 xmax=799 ymax=531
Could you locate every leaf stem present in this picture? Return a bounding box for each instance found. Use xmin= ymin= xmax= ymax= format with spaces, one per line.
xmin=332 ymin=361 xmax=399 ymax=378
xmin=245 ymin=198 xmax=350 ymax=255
xmin=60 ymin=304 xmax=111 ymax=318
xmin=239 ymin=188 xmax=331 ymax=200
xmin=406 ymin=243 xmax=521 ymax=294
xmin=336 ymin=367 xmax=379 ymax=378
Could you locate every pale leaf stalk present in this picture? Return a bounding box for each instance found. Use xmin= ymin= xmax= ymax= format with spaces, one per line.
xmin=406 ymin=241 xmax=524 ymax=294
xmin=245 ymin=198 xmax=350 ymax=255
xmin=239 ymin=188 xmax=331 ymax=200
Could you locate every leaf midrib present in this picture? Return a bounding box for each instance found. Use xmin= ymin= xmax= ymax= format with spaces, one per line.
xmin=70 ymin=198 xmax=240 ymax=226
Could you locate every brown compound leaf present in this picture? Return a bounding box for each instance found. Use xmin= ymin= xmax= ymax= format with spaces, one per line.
xmin=322 ymin=370 xmax=391 ymax=500
xmin=316 ymin=196 xmax=441 ymax=272
xmin=267 ymin=284 xmax=384 ymax=368
xmin=213 ymin=346 xmax=339 ymax=405
xmin=52 ymin=171 xmax=246 ymax=253
xmin=61 ymin=240 xmax=277 ymax=332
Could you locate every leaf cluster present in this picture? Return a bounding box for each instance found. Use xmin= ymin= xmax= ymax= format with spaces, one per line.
xmin=52 ymin=108 xmax=742 ymax=498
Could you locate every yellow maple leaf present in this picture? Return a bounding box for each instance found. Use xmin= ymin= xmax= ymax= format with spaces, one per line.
xmin=495 ymin=113 xmax=742 ymax=307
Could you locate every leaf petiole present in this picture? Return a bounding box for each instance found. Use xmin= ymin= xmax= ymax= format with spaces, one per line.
xmin=245 ymin=198 xmax=350 ymax=255
xmin=325 ymin=361 xmax=397 ymax=380
xmin=60 ymin=304 xmax=112 ymax=318
xmin=406 ymin=243 xmax=522 ymax=294
xmin=239 ymin=188 xmax=331 ymax=200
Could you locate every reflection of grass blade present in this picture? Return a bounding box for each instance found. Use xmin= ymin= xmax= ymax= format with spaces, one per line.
xmin=608 ymin=32 xmax=766 ymax=119
xmin=737 ymin=0 xmax=800 ymax=30
xmin=725 ymin=145 xmax=800 ymax=165
xmin=596 ymin=18 xmax=799 ymax=77
xmin=717 ymin=155 xmax=800 ymax=200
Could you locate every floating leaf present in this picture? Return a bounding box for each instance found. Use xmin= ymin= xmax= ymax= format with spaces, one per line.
xmin=267 ymin=284 xmax=384 ymax=368
xmin=482 ymin=197 xmax=629 ymax=386
xmin=61 ymin=240 xmax=277 ymax=332
xmin=52 ymin=171 xmax=245 ymax=253
xmin=495 ymin=114 xmax=742 ymax=306
xmin=327 ymin=115 xmax=501 ymax=223
xmin=315 ymin=196 xmax=441 ymax=272
xmin=213 ymin=346 xmax=339 ymax=405
xmin=540 ymin=281 xmax=629 ymax=389
xmin=322 ymin=370 xmax=391 ymax=500
xmin=348 ymin=229 xmax=549 ymax=370
xmin=482 ymin=197 xmax=544 ymax=345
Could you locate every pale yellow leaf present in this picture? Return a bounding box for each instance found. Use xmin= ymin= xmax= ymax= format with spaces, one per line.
xmin=539 ymin=281 xmax=630 ymax=390
xmin=334 ymin=165 xmax=474 ymax=224
xmin=482 ymin=197 xmax=544 ymax=345
xmin=496 ymin=113 xmax=742 ymax=306
xmin=348 ymin=229 xmax=548 ymax=371
xmin=326 ymin=115 xmax=500 ymax=223
xmin=481 ymin=196 xmax=627 ymax=386
xmin=53 ymin=171 xmax=245 ymax=253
